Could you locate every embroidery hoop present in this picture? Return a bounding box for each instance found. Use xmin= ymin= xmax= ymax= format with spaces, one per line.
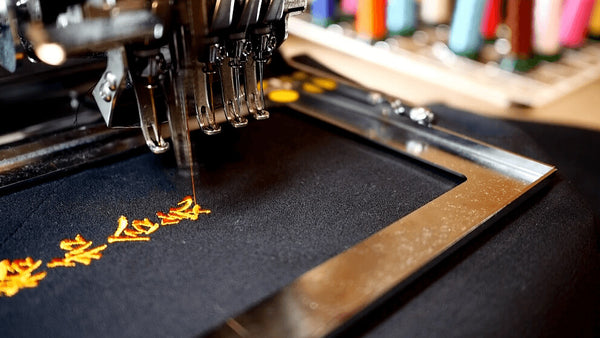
xmin=206 ymin=70 xmax=556 ymax=336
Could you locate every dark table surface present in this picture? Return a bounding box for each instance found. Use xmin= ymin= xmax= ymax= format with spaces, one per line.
xmin=0 ymin=103 xmax=598 ymax=337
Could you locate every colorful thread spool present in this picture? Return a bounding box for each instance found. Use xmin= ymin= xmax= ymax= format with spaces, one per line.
xmin=448 ymin=0 xmax=487 ymax=57
xmin=481 ymin=0 xmax=503 ymax=40
xmin=559 ymin=0 xmax=596 ymax=48
xmin=386 ymin=0 xmax=416 ymax=36
xmin=356 ymin=0 xmax=387 ymax=39
xmin=534 ymin=0 xmax=564 ymax=58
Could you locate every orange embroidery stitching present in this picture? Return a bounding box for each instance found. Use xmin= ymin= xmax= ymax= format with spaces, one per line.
xmin=0 ymin=257 xmax=47 ymax=297
xmin=156 ymin=196 xmax=211 ymax=225
xmin=107 ymin=216 xmax=159 ymax=243
xmin=3 ymin=196 xmax=210 ymax=297
xmin=47 ymin=234 xmax=107 ymax=268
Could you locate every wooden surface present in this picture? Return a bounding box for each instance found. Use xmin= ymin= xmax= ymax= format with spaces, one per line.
xmin=281 ymin=35 xmax=600 ymax=131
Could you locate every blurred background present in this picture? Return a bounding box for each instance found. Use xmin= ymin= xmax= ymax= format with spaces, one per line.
xmin=282 ymin=0 xmax=600 ymax=131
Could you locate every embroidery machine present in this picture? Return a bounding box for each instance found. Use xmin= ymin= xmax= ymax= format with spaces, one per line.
xmin=0 ymin=0 xmax=306 ymax=178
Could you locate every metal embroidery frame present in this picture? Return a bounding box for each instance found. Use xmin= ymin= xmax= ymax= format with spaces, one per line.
xmin=206 ymin=69 xmax=556 ymax=337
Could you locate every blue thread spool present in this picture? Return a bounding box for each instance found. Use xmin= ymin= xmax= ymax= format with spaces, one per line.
xmin=311 ymin=0 xmax=336 ymax=26
xmin=448 ymin=0 xmax=486 ymax=58
xmin=386 ymin=0 xmax=417 ymax=36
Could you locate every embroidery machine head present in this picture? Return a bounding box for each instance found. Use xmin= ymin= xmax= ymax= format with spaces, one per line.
xmin=0 ymin=0 xmax=306 ymax=169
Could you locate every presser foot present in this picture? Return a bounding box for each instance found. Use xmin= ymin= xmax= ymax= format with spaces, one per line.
xmin=133 ymin=79 xmax=170 ymax=154
xmin=220 ymin=63 xmax=250 ymax=128
xmin=220 ymin=39 xmax=250 ymax=128
xmin=130 ymin=52 xmax=170 ymax=154
xmin=194 ymin=64 xmax=222 ymax=135
xmin=245 ymin=58 xmax=270 ymax=120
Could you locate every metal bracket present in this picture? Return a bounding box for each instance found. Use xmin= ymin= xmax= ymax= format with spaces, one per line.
xmin=92 ymin=46 xmax=128 ymax=127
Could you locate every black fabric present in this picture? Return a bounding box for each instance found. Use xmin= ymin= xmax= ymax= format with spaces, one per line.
xmin=0 ymin=105 xmax=598 ymax=337
xmin=0 ymin=110 xmax=456 ymax=337
xmin=509 ymin=120 xmax=600 ymax=217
